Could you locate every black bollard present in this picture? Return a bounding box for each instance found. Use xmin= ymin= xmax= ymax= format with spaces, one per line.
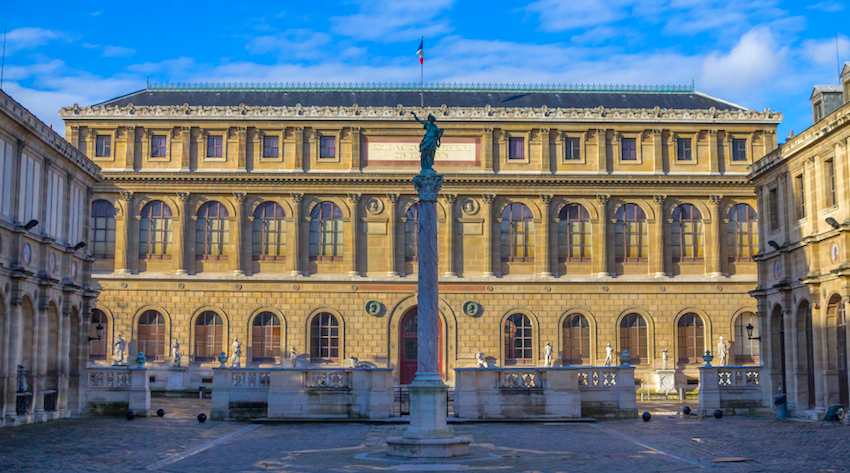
xmin=126 ymin=410 xmax=135 ymax=420
xmin=156 ymin=408 xmax=165 ymax=417
xmin=683 ymin=406 xmax=691 ymax=415
xmin=197 ymin=413 xmax=207 ymax=423
xmin=642 ymin=412 xmax=651 ymax=422
xmin=713 ymin=409 xmax=723 ymax=419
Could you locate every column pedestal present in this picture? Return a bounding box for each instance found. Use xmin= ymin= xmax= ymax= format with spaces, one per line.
xmin=387 ymin=173 xmax=470 ymax=458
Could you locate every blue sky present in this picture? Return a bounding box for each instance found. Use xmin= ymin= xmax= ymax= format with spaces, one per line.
xmin=2 ymin=0 xmax=848 ymax=141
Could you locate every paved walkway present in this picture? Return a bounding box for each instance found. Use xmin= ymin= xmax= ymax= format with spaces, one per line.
xmin=1 ymin=399 xmax=848 ymax=472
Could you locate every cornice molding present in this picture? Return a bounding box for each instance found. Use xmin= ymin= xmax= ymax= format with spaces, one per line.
xmin=59 ymin=103 xmax=783 ymax=125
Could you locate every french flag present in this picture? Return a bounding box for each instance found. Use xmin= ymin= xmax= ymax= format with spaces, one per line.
xmin=416 ymin=39 xmax=424 ymax=64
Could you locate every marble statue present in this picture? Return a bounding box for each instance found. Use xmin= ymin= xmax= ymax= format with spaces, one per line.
xmin=411 ymin=112 xmax=443 ymax=174
xmin=290 ymin=346 xmax=298 ymax=367
xmin=16 ymin=365 xmax=27 ymax=393
xmin=717 ymin=336 xmax=729 ymax=367
xmin=113 ymin=334 xmax=127 ymax=365
xmin=230 ymin=337 xmax=242 ymax=368
xmin=662 ymin=348 xmax=669 ymax=370
xmin=544 ymin=342 xmax=553 ymax=368
xmin=604 ymin=343 xmax=614 ymax=367
xmin=172 ymin=339 xmax=181 ymax=367
xmin=475 ymin=352 xmax=489 ymax=368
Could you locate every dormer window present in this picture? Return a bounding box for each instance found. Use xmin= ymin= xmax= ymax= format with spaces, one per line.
xmin=813 ymin=101 xmax=823 ymax=123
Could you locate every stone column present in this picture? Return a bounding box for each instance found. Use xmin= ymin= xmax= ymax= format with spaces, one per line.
xmin=386 ymin=194 xmax=400 ymax=277
xmin=346 ymin=193 xmax=361 ymax=277
xmin=232 ymin=193 xmax=246 ymax=275
xmin=116 ymin=191 xmax=134 ymax=274
xmin=707 ymin=195 xmax=723 ymax=278
xmin=441 ymin=194 xmax=457 ymax=277
xmin=482 ymin=194 xmax=496 ymax=278
xmin=387 ymin=173 xmax=470 ymax=457
xmin=290 ymin=193 xmax=303 ymax=276
xmin=32 ymin=298 xmax=46 ymax=422
xmin=593 ymin=195 xmax=610 ymax=277
xmin=174 ymin=192 xmax=190 ymax=275
xmin=537 ymin=194 xmax=552 ymax=277
xmin=651 ymin=195 xmax=667 ymax=278
xmin=57 ymin=299 xmax=71 ymax=417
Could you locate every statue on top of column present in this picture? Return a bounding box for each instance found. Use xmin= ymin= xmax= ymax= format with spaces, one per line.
xmin=411 ymin=112 xmax=443 ymax=175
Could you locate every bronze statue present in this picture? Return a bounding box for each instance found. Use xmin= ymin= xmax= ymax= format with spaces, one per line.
xmin=411 ymin=112 xmax=443 ymax=174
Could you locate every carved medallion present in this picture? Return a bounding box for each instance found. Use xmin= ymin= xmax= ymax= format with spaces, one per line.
xmin=461 ymin=198 xmax=480 ymax=216
xmin=461 ymin=300 xmax=482 ymax=317
xmin=364 ymin=197 xmax=384 ymax=215
xmin=364 ymin=300 xmax=384 ymax=317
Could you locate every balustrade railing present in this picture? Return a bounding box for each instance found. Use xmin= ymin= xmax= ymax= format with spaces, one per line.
xmin=576 ymin=368 xmax=619 ymax=388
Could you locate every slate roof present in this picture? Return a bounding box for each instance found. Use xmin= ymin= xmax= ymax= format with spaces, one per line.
xmin=95 ymin=85 xmax=746 ymax=111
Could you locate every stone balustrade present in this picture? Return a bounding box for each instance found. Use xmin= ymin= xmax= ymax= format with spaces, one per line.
xmin=698 ymin=366 xmax=769 ymax=417
xmin=211 ymin=367 xmax=394 ymax=420
xmin=85 ymin=367 xmax=151 ymax=416
xmin=454 ymin=366 xmax=636 ymax=420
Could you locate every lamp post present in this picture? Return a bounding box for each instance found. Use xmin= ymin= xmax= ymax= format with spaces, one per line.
xmin=745 ymin=323 xmax=761 ymax=341
xmin=88 ymin=323 xmax=104 ymax=342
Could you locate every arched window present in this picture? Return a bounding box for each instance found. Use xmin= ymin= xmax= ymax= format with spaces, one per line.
xmin=310 ymin=312 xmax=339 ymax=361
xmin=138 ymin=310 xmax=166 ymax=361
xmin=90 ymin=200 xmax=116 ymax=259
xmin=500 ymin=203 xmax=534 ymax=262
xmin=614 ymin=203 xmax=647 ymax=262
xmin=252 ymin=202 xmax=286 ymax=260
xmin=194 ymin=311 xmax=223 ymax=362
xmin=504 ymin=313 xmax=533 ymax=365
xmin=196 ymin=202 xmax=229 ymax=259
xmin=139 ymin=201 xmax=173 ymax=259
xmin=727 ymin=204 xmax=758 ymax=261
xmin=671 ymin=204 xmax=704 ymax=262
xmin=309 ymin=202 xmax=343 ymax=261
xmin=677 ymin=313 xmax=704 ymax=363
xmin=562 ymin=313 xmax=590 ymax=365
xmin=89 ymin=309 xmax=108 ymax=360
xmin=734 ymin=311 xmax=760 ymax=364
xmin=252 ymin=312 xmax=281 ymax=362
xmin=620 ymin=313 xmax=648 ymax=364
xmin=558 ymin=204 xmax=590 ymax=262
xmin=404 ymin=203 xmax=420 ymax=262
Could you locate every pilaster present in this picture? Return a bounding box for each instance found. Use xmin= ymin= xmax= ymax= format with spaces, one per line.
xmin=180 ymin=126 xmax=191 ymax=170
xmin=707 ymin=195 xmax=724 ymax=278
xmin=124 ymin=126 xmax=136 ymax=170
xmin=347 ymin=193 xmax=361 ymax=277
xmin=537 ymin=194 xmax=552 ymax=277
xmin=652 ymin=129 xmax=663 ymax=173
xmin=441 ymin=194 xmax=457 ymax=277
xmin=593 ymin=195 xmax=610 ymax=277
xmin=350 ymin=127 xmax=361 ymax=170
xmin=290 ymin=193 xmax=303 ymax=276
xmin=708 ymin=130 xmax=719 ymax=174
xmin=481 ymin=194 xmax=496 ymax=277
xmin=232 ymin=193 xmax=246 ymax=275
xmin=596 ymin=129 xmax=608 ymax=174
xmin=116 ymin=191 xmax=134 ymax=274
xmin=236 ymin=127 xmax=248 ymax=171
xmin=482 ymin=128 xmax=493 ymax=172
xmin=293 ymin=127 xmax=304 ymax=172
xmin=539 ymin=129 xmax=551 ymax=173
xmin=386 ymin=193 xmax=400 ymax=277
xmin=174 ymin=192 xmax=190 ymax=275
xmin=651 ymin=195 xmax=666 ymax=277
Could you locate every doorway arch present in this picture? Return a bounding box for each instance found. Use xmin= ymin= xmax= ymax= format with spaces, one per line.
xmin=398 ymin=306 xmax=443 ymax=385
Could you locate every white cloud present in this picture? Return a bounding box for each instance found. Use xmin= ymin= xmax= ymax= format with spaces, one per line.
xmin=807 ymin=1 xmax=844 ymax=12
xmin=526 ymin=0 xmax=628 ymax=32
xmin=103 ymin=46 xmax=136 ymax=58
xmin=330 ymin=0 xmax=455 ymax=42
xmin=246 ymin=29 xmax=332 ymax=60
xmin=3 ymin=27 xmax=68 ymax=55
xmin=800 ymin=35 xmax=850 ymax=66
xmin=700 ymin=27 xmax=787 ymax=98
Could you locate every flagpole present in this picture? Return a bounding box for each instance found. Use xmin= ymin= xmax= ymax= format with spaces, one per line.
xmin=420 ymin=36 xmax=424 ymax=109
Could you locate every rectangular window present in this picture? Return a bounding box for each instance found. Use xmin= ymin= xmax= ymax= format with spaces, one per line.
xmin=565 ymin=138 xmax=581 ymax=160
xmin=621 ymin=138 xmax=637 ymax=161
xmin=676 ymin=138 xmax=692 ymax=161
xmin=207 ymin=136 xmax=223 ymax=158
xmin=508 ymin=137 xmax=524 ymax=160
xmin=319 ymin=136 xmax=335 ymax=159
xmin=769 ymin=188 xmax=779 ymax=231
xmin=732 ymin=139 xmax=747 ymax=161
xmin=95 ymin=135 xmax=111 ymax=157
xmin=814 ymin=102 xmax=823 ymax=122
xmin=827 ymin=159 xmax=836 ymax=207
xmin=796 ymin=174 xmax=806 ymax=219
xmin=263 ymin=136 xmax=279 ymax=158
xmin=151 ymin=135 xmax=167 ymax=157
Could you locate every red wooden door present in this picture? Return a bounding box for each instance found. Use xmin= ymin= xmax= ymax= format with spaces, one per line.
xmin=399 ymin=307 xmax=443 ymax=385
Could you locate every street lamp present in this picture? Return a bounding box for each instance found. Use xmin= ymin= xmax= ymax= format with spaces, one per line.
xmin=826 ymin=217 xmax=840 ymax=229
xmin=88 ymin=323 xmax=104 ymax=342
xmin=746 ymin=323 xmax=761 ymax=340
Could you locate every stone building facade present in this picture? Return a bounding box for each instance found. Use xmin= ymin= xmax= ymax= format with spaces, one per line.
xmin=0 ymin=90 xmax=101 ymax=427
xmin=59 ymin=83 xmax=781 ymax=390
xmin=749 ymin=63 xmax=850 ymax=418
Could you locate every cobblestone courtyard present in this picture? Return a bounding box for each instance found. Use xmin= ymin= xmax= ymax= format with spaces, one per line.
xmin=1 ymin=400 xmax=848 ymax=472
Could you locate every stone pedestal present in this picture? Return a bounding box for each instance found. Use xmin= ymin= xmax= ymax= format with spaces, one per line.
xmin=129 ymin=368 xmax=151 ymax=417
xmin=166 ymin=367 xmax=187 ymax=390
xmin=655 ymin=369 xmax=676 ymax=395
xmin=387 ymin=173 xmax=470 ymax=458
